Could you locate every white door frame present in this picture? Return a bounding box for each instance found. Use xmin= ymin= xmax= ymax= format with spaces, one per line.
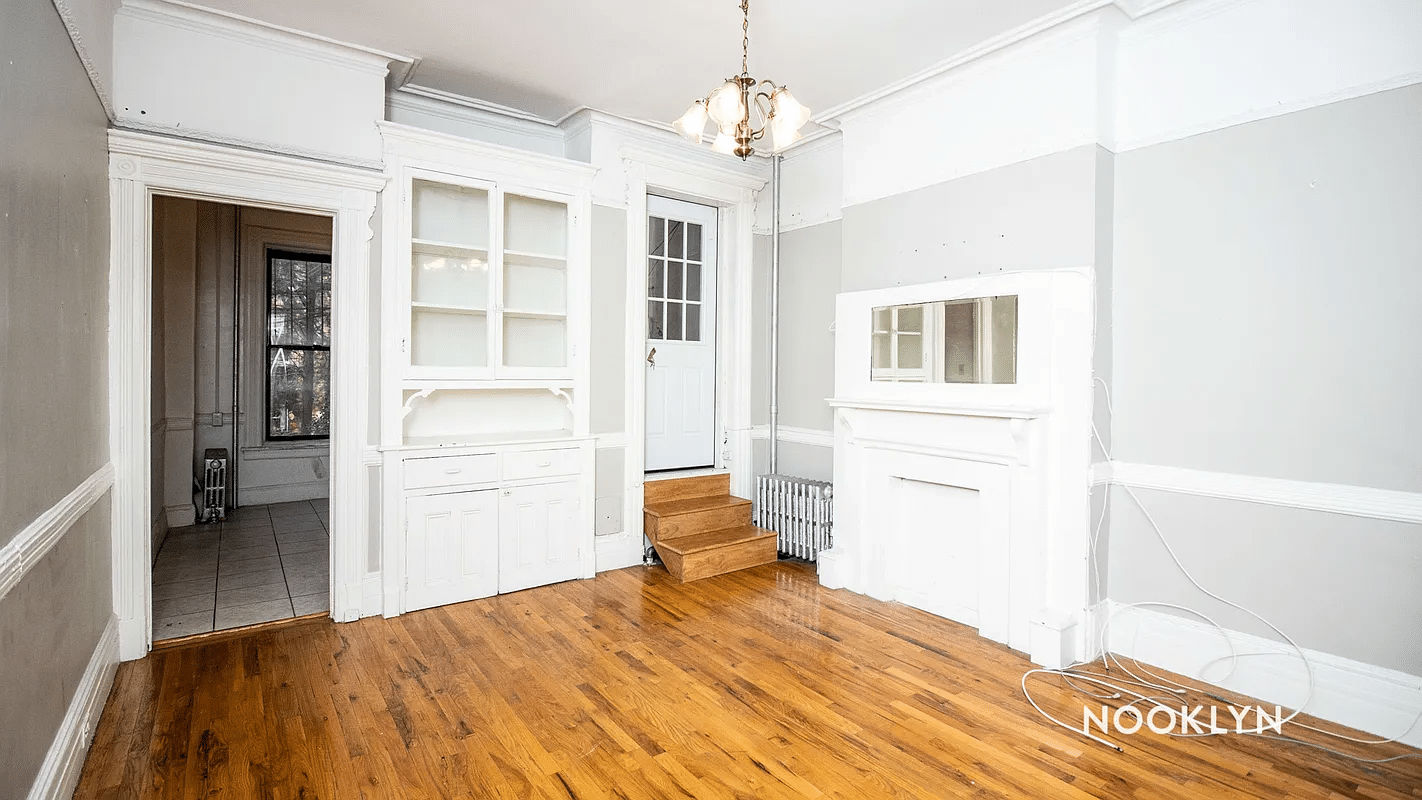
xmin=620 ymin=147 xmax=766 ymax=555
xmin=108 ymin=130 xmax=384 ymax=661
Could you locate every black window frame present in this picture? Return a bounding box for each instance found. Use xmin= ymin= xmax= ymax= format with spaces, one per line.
xmin=265 ymin=247 xmax=332 ymax=442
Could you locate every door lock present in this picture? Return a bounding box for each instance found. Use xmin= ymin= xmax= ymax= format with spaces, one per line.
xmin=646 ymin=347 xmax=657 ymax=367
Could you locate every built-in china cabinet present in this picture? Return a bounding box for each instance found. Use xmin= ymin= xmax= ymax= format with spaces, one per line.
xmin=377 ymin=122 xmax=598 ymax=616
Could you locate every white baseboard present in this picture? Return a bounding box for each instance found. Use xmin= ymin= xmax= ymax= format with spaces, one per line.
xmin=27 ymin=615 xmax=120 ymax=800
xmin=1101 ymin=601 xmax=1422 ymax=748
xmin=594 ymin=531 xmax=644 ymax=573
xmin=164 ymin=503 xmax=194 ymax=528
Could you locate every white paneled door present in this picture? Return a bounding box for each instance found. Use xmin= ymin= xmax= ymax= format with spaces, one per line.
xmin=499 ymin=480 xmax=584 ymax=593
xmin=645 ymin=196 xmax=718 ymax=471
xmin=405 ymin=490 xmax=499 ymax=612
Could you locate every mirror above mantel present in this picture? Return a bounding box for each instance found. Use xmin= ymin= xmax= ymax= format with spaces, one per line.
xmin=871 ymin=295 xmax=1018 ymax=384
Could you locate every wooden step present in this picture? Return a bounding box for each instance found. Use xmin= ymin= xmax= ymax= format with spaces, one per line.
xmin=644 ymin=495 xmax=751 ymax=542
xmin=654 ymin=525 xmax=778 ymax=583
xmin=643 ymin=473 xmax=731 ymax=505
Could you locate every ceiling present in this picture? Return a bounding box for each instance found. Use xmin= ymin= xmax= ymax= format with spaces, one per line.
xmin=191 ymin=0 xmax=1080 ymax=124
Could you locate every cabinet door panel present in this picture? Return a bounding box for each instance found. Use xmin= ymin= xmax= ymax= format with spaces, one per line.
xmin=498 ymin=481 xmax=583 ymax=593
xmin=406 ymin=490 xmax=498 ymax=612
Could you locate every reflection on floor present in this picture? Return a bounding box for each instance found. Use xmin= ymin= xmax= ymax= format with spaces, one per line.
xmin=151 ymin=500 xmax=330 ymax=640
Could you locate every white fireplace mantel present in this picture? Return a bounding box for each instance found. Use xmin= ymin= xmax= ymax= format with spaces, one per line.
xmin=819 ymin=269 xmax=1096 ymax=667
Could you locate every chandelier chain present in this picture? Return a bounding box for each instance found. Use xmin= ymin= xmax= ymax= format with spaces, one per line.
xmin=741 ymin=0 xmax=750 ymax=76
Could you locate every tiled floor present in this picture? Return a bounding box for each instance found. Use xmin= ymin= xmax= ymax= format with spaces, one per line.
xmin=151 ymin=499 xmax=330 ymax=641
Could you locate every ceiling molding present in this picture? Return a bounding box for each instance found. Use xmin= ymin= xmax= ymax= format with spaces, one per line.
xmin=813 ymin=0 xmax=1193 ymax=123
xmin=388 ymin=86 xmax=565 ymax=148
xmin=119 ymin=0 xmax=413 ymax=77
xmin=112 ymin=120 xmax=387 ymax=173
xmin=399 ymin=83 xmax=560 ymax=127
xmin=51 ymin=0 xmax=117 ymax=121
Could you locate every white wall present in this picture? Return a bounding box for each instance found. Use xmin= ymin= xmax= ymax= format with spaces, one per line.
xmin=0 ymin=1 xmax=114 ymax=795
xmin=112 ymin=0 xmax=398 ymax=165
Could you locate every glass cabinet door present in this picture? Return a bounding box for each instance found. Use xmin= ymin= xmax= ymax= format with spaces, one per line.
xmin=501 ymin=192 xmax=568 ymax=370
xmin=409 ymin=179 xmax=491 ymax=369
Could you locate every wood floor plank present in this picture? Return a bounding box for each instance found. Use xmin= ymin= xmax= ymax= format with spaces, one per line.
xmin=74 ymin=561 xmax=1422 ymax=799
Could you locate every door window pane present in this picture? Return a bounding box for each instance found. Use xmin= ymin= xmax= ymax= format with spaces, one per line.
xmin=667 ymin=220 xmax=685 ymax=259
xmin=649 ymin=217 xmax=666 ymax=256
xmin=667 ymin=302 xmax=683 ymax=341
xmin=687 ymin=223 xmax=702 ymax=261
xmin=667 ymin=261 xmax=683 ymax=300
xmin=648 ymin=300 xmax=664 ymax=339
xmin=685 ymin=304 xmax=701 ymax=342
xmin=685 ymin=263 xmax=701 ymax=301
xmin=648 ymin=258 xmax=664 ymax=298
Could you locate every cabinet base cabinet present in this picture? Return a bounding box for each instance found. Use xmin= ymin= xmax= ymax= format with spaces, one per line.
xmin=405 ymin=489 xmax=499 ymax=613
xmin=499 ymin=480 xmax=583 ymax=594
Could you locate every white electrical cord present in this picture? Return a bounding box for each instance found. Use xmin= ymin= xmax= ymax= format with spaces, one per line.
xmin=1022 ymin=374 xmax=1422 ymax=764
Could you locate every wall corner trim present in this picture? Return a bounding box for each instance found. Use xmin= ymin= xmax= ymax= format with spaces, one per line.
xmin=0 ymin=463 xmax=115 ymax=604
xmin=1101 ymin=461 xmax=1422 ymax=526
xmin=25 ymin=615 xmax=120 ymax=800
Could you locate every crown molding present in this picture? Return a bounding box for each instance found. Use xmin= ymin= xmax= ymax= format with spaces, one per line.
xmin=118 ymin=0 xmax=412 ymax=78
xmin=51 ymin=0 xmax=117 ymax=121
xmin=377 ymin=120 xmax=597 ymax=184
xmin=387 ymin=86 xmax=565 ymax=149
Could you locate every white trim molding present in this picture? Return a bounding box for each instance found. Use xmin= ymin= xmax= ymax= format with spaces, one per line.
xmin=108 ymin=129 xmax=384 ymax=660
xmin=0 ymin=463 xmax=115 ymax=603
xmin=1101 ymin=601 xmax=1422 ymax=748
xmin=619 ymin=144 xmax=766 ymax=560
xmin=1101 ymin=461 xmax=1422 ymax=526
xmin=51 ymin=0 xmax=117 ymax=121
xmin=25 ymin=615 xmax=120 ymax=800
xmin=750 ymin=424 xmax=834 ymax=449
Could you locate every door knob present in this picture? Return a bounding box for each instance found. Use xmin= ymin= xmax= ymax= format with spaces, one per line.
xmin=646 ymin=347 xmax=657 ymax=367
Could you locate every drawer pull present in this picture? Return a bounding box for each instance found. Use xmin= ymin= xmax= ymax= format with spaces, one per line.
xmin=443 ymin=468 xmax=463 ymax=475
xmin=536 ymin=460 xmax=552 ymax=467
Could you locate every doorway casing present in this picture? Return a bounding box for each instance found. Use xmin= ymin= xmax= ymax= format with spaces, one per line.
xmin=617 ymin=147 xmax=766 ymax=566
xmin=108 ymin=130 xmax=384 ymax=660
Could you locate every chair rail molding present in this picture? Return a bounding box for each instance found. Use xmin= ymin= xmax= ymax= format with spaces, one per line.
xmin=0 ymin=463 xmax=115 ymax=604
xmin=108 ymin=129 xmax=384 ymax=661
xmin=1098 ymin=461 xmax=1422 ymax=525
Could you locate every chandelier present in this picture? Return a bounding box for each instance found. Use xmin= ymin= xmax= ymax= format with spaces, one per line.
xmin=672 ymin=0 xmax=811 ymax=159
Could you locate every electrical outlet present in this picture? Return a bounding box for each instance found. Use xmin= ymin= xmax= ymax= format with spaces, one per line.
xmin=211 ymin=412 xmax=224 ymax=427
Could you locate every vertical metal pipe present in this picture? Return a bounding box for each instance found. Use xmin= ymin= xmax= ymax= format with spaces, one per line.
xmin=231 ymin=206 xmax=242 ymax=509
xmin=769 ymin=154 xmax=781 ymax=475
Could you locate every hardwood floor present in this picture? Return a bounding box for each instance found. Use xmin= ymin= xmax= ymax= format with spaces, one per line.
xmin=75 ymin=561 xmax=1420 ymax=799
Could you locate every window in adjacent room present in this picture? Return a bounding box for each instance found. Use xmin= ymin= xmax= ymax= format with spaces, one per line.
xmin=266 ymin=249 xmax=331 ymax=439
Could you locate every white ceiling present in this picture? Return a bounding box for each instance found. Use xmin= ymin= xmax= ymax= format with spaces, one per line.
xmin=190 ymin=0 xmax=1080 ymax=124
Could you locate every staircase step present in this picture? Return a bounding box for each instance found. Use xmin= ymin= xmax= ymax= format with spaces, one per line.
xmin=643 ymin=473 xmax=731 ymax=505
xmin=654 ymin=525 xmax=778 ymax=583
xmin=644 ymin=495 xmax=752 ymax=542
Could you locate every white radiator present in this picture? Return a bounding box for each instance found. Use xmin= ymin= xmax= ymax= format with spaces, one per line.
xmin=754 ymin=474 xmax=833 ymax=561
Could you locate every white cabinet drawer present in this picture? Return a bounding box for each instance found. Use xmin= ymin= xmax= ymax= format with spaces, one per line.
xmin=502 ymin=448 xmax=581 ymax=481
xmin=404 ymin=454 xmax=499 ymax=490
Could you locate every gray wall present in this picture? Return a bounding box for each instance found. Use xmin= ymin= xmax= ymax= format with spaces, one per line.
xmin=841 ymin=145 xmax=1103 ymax=291
xmin=590 ymin=205 xmax=627 ymax=534
xmin=0 ymin=0 xmax=113 ymax=794
xmin=1108 ymin=84 xmax=1422 ymax=674
xmin=777 ymin=221 xmax=840 ymax=433
xmin=1113 ymin=84 xmax=1422 ymax=491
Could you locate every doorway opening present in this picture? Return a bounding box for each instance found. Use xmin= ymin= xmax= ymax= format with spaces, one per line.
xmin=644 ymin=195 xmax=719 ymax=475
xmin=148 ymin=196 xmax=333 ymax=639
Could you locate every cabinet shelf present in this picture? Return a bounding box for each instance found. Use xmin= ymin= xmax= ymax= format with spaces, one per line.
xmin=503 ymin=309 xmax=567 ymax=321
xmin=412 ymin=238 xmax=489 ymax=259
xmin=503 ymin=250 xmax=567 ymax=269
xmin=411 ymin=302 xmax=487 ymax=315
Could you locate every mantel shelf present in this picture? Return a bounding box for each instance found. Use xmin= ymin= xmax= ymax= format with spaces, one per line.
xmin=828 ymin=397 xmax=1050 ymax=419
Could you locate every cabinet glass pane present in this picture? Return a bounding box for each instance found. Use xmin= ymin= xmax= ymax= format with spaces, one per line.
xmin=872 ymin=332 xmax=891 ymax=368
xmin=412 ymin=250 xmax=488 ymax=309
xmin=897 ymin=332 xmax=923 ymax=368
xmin=504 ymin=316 xmax=566 ymax=368
xmin=504 ymin=259 xmax=566 ymax=315
xmin=505 ymin=194 xmax=567 ymax=256
xmin=411 ymin=309 xmax=487 ymax=368
xmin=412 ymin=181 xmax=488 ymax=249
xmin=897 ymin=305 xmax=923 ymax=333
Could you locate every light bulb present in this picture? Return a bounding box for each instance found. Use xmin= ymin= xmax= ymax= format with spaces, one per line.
xmin=769 ymin=116 xmax=803 ymax=151
xmin=706 ymin=80 xmax=745 ymax=128
xmin=673 ymin=101 xmax=708 ymax=143
xmin=771 ymin=87 xmax=812 ymax=129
